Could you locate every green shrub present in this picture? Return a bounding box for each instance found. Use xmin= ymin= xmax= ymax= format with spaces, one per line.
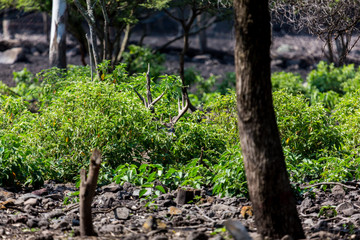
xmin=307 ymin=61 xmax=356 ymax=94
xmin=271 ymin=72 xmax=306 ymax=94
xmin=332 ymin=90 xmax=360 ymax=155
xmin=122 ymin=45 xmax=165 ymax=79
xmin=273 ymin=90 xmax=342 ymax=159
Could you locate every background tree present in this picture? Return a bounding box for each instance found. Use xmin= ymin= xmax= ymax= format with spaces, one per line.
xmin=233 ymin=0 xmax=305 ymax=238
xmin=162 ymin=0 xmax=231 ymax=111
xmin=271 ymin=0 xmax=360 ymax=66
xmin=49 ymin=0 xmax=67 ymax=69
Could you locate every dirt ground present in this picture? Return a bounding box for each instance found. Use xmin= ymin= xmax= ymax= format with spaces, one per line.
xmin=2 ymin=30 xmax=356 ymax=88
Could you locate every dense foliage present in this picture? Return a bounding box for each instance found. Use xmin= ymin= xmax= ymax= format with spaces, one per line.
xmin=1 ymin=60 xmax=360 ymax=197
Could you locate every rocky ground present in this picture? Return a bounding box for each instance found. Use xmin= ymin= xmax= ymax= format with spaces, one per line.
xmin=1 ymin=181 xmax=360 ymax=240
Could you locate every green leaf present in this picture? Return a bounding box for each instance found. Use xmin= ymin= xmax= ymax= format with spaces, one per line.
xmin=155 ymin=185 xmax=166 ymax=194
xmin=139 ymin=189 xmax=148 ymax=198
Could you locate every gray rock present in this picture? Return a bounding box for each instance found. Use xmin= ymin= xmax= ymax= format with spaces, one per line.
xmin=0 ymin=47 xmax=27 ymax=64
xmin=26 ymin=219 xmax=38 ymax=228
xmin=38 ymin=219 xmax=50 ymax=229
xmin=115 ymin=207 xmax=130 ymax=220
xmin=100 ymin=223 xmax=123 ymax=233
xmin=211 ymin=204 xmax=237 ymax=212
xmin=336 ymin=202 xmax=354 ymax=217
xmin=95 ymin=191 xmax=116 ymax=208
xmin=43 ymin=209 xmax=65 ymax=219
xmin=331 ymin=185 xmax=346 ymax=199
xmin=14 ymin=193 xmax=40 ymax=205
xmin=24 ymin=198 xmax=39 ymax=206
xmin=54 ymin=220 xmax=70 ymax=230
xmin=303 ymin=218 xmax=314 ymax=226
xmin=300 ymin=197 xmax=314 ymax=213
xmin=102 ymin=182 xmax=122 ymax=192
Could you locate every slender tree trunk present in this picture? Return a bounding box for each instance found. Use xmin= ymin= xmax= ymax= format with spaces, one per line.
xmin=2 ymin=10 xmax=12 ymax=40
xmin=79 ymin=149 xmax=102 ymax=237
xmin=49 ymin=0 xmax=67 ymax=68
xmin=42 ymin=12 xmax=50 ymax=43
xmin=197 ymin=14 xmax=207 ymax=53
xmin=233 ymin=0 xmax=305 ymax=239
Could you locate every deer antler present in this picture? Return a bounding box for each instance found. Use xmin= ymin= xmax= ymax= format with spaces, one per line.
xmin=170 ymin=90 xmax=189 ymax=126
xmin=133 ymin=64 xmax=166 ymax=112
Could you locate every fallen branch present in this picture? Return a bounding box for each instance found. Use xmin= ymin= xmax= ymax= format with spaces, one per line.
xmin=300 ymin=182 xmax=356 ymax=190
xmin=194 ymin=205 xmax=215 ymax=223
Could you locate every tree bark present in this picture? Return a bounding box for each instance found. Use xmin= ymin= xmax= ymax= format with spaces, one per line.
xmin=233 ymin=0 xmax=305 ymax=239
xmin=49 ymin=0 xmax=67 ymax=69
xmin=79 ymin=149 xmax=102 ymax=237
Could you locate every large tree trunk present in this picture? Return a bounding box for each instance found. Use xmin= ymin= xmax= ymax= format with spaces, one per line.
xmin=233 ymin=0 xmax=305 ymax=239
xmin=49 ymin=0 xmax=67 ymax=68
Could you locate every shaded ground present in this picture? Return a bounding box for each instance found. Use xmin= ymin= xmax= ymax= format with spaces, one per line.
xmin=1 ymin=181 xmax=360 ymax=240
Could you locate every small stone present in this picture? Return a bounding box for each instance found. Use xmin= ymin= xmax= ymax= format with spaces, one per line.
xmin=38 ymin=219 xmax=50 ymax=228
xmin=168 ymin=206 xmax=182 ymax=215
xmin=115 ymin=207 xmax=130 ymax=220
xmin=27 ymin=219 xmax=38 ymax=228
xmin=54 ymin=220 xmax=70 ymax=230
xmin=24 ymin=198 xmax=39 ymax=206
xmin=211 ymin=204 xmax=237 ymax=212
xmin=44 ymin=209 xmax=65 ymax=219
xmin=100 ymin=224 xmax=123 ymax=233
xmin=331 ymin=185 xmax=346 ymax=198
xmin=102 ymin=182 xmax=122 ymax=192
xmin=303 ymin=218 xmax=314 ymax=226
xmin=0 ymin=228 xmax=5 ymax=235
